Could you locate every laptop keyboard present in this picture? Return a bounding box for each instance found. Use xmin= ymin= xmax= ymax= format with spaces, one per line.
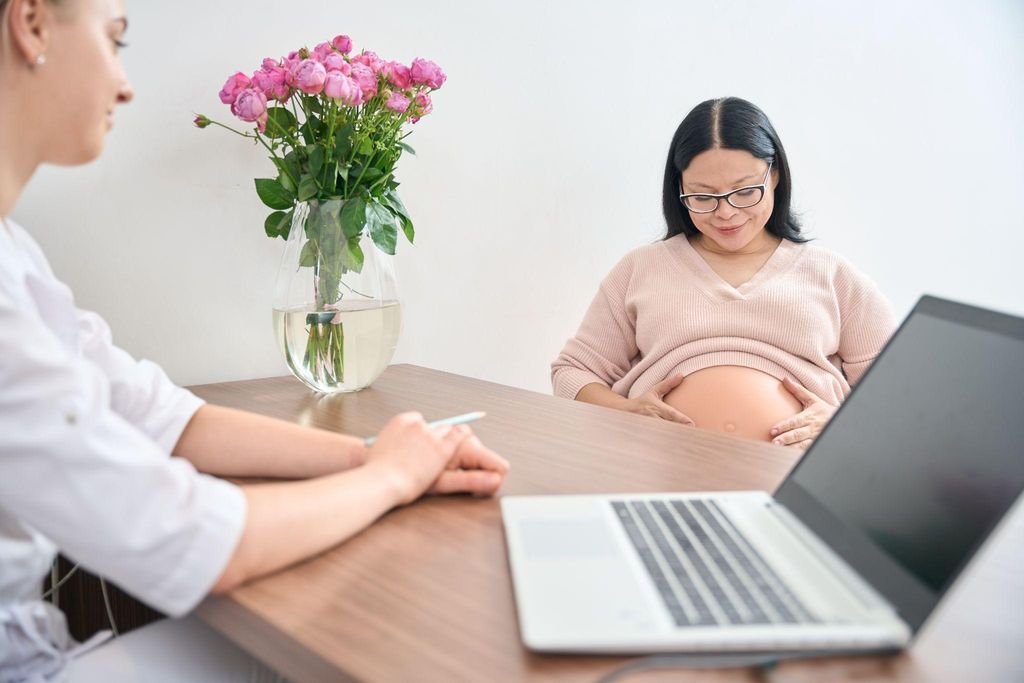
xmin=612 ymin=499 xmax=818 ymax=627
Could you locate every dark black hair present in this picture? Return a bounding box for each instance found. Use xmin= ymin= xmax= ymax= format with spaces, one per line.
xmin=661 ymin=97 xmax=807 ymax=242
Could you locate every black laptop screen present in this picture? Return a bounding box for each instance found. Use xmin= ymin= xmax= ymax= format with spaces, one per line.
xmin=776 ymin=297 xmax=1024 ymax=631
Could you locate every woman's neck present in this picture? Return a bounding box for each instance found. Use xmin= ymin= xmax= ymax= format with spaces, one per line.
xmin=693 ymin=230 xmax=781 ymax=258
xmin=0 ymin=86 xmax=40 ymax=217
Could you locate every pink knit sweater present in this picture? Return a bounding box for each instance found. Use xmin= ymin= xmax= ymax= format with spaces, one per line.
xmin=551 ymin=236 xmax=897 ymax=407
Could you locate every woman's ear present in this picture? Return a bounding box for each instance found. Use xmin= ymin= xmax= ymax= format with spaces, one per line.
xmin=5 ymin=0 xmax=52 ymax=68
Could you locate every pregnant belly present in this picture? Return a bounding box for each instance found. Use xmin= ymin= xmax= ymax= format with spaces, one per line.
xmin=662 ymin=366 xmax=802 ymax=442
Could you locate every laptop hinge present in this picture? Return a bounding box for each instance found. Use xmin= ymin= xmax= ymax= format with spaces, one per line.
xmin=765 ymin=501 xmax=892 ymax=612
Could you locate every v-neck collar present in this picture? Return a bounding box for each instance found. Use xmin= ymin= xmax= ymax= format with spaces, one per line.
xmin=665 ymin=234 xmax=801 ymax=301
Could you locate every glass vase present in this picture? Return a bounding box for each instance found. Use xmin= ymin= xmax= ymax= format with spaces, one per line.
xmin=272 ymin=200 xmax=401 ymax=393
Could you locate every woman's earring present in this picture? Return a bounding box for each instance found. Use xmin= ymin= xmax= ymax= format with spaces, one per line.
xmin=29 ymin=54 xmax=46 ymax=68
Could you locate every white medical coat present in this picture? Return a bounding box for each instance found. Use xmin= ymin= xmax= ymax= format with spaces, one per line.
xmin=0 ymin=219 xmax=246 ymax=681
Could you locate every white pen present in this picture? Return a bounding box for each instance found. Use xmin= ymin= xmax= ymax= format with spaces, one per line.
xmin=363 ymin=411 xmax=486 ymax=446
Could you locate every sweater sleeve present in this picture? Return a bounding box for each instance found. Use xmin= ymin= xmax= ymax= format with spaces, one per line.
xmin=836 ymin=264 xmax=898 ymax=386
xmin=551 ymin=253 xmax=639 ymax=399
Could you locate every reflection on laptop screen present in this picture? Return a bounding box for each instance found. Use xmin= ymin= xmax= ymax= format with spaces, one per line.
xmin=776 ymin=297 xmax=1024 ymax=629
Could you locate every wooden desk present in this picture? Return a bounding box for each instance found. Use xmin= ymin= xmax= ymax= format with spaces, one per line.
xmin=189 ymin=365 xmax=1024 ymax=683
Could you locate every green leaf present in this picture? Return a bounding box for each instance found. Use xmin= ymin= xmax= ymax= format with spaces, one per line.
xmin=319 ymin=268 xmax=342 ymax=304
xmin=264 ymin=210 xmax=291 ymax=239
xmin=271 ymin=158 xmax=296 ymax=194
xmin=341 ymin=236 xmax=364 ymax=273
xmin=399 ymin=217 xmax=414 ymax=244
xmin=264 ymin=107 xmax=297 ymax=140
xmin=357 ymin=137 xmax=373 ymax=155
xmin=298 ymin=239 xmax=318 ymax=267
xmin=275 ymin=152 xmax=301 ymax=193
xmin=297 ymin=174 xmax=319 ymax=202
xmin=334 ymin=124 xmax=354 ymax=158
xmin=398 ymin=141 xmax=416 ymax=155
xmin=254 ymin=178 xmax=294 ymax=210
xmin=307 ymin=98 xmax=324 ymax=115
xmin=313 ymin=200 xmax=345 ymax=268
xmin=301 ymin=117 xmax=327 ymax=143
xmin=340 ymin=197 xmax=367 ymax=239
xmin=366 ymin=202 xmax=398 ymax=255
xmin=308 ymin=145 xmax=325 ymax=179
xmin=382 ymin=191 xmax=414 ymax=244
xmin=359 ymin=168 xmax=384 ymax=185
xmin=319 ymin=199 xmax=344 ymax=243
xmin=278 ymin=171 xmax=296 ymax=194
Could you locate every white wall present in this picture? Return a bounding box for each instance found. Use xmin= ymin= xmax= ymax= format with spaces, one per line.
xmin=14 ymin=0 xmax=1024 ymax=393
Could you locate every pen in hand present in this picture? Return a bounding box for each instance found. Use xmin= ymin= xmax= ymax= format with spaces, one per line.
xmin=363 ymin=411 xmax=486 ymax=447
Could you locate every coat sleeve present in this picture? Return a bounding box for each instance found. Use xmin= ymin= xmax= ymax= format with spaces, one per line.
xmin=0 ymin=291 xmax=246 ymax=617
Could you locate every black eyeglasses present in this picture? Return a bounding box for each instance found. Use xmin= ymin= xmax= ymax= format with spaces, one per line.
xmin=679 ymin=161 xmax=773 ymax=214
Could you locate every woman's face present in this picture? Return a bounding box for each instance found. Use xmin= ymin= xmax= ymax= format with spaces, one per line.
xmin=35 ymin=0 xmax=133 ymax=165
xmin=680 ymin=148 xmax=778 ymax=253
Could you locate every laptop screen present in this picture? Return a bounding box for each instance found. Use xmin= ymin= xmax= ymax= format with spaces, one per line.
xmin=775 ymin=296 xmax=1024 ymax=631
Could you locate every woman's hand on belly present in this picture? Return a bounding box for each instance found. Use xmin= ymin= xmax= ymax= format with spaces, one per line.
xmin=624 ymin=374 xmax=696 ymax=426
xmin=768 ymin=377 xmax=837 ymax=449
xmin=663 ymin=366 xmax=804 ymax=442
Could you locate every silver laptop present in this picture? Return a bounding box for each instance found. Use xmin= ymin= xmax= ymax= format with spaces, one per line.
xmin=502 ymin=296 xmax=1024 ymax=653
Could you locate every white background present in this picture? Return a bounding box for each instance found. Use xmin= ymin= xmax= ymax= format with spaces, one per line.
xmin=13 ymin=0 xmax=1024 ymax=393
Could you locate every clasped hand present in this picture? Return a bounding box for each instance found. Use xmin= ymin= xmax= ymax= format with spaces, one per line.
xmin=363 ymin=413 xmax=510 ymax=505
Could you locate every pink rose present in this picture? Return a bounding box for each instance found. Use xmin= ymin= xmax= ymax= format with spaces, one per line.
xmin=252 ymin=65 xmax=291 ymax=102
xmin=331 ymin=35 xmax=353 ymax=54
xmin=321 ymin=52 xmax=349 ymax=74
xmin=352 ymin=50 xmax=384 ymax=74
xmin=410 ymin=58 xmax=446 ymax=89
xmin=232 ymin=88 xmax=267 ymax=123
xmin=324 ymin=71 xmax=362 ymax=106
xmin=312 ymin=42 xmax=333 ymax=62
xmin=410 ymin=92 xmax=432 ymax=123
xmin=349 ymin=63 xmax=378 ymax=99
xmin=282 ymin=51 xmax=303 ymax=85
xmin=293 ymin=59 xmax=327 ymax=95
xmin=218 ymin=72 xmax=251 ymax=105
xmin=385 ymin=91 xmax=410 ymax=113
xmin=384 ymin=61 xmax=411 ymax=90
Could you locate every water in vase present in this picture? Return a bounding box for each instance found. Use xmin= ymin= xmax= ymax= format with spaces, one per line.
xmin=273 ymin=300 xmax=402 ymax=393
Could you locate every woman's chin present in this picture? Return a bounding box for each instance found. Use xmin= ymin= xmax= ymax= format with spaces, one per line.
xmin=52 ymin=141 xmax=106 ymax=167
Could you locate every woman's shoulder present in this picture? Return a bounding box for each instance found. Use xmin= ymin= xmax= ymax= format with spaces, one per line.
xmin=0 ymin=218 xmax=53 ymax=276
xmin=790 ymin=241 xmax=871 ymax=279
xmin=603 ymin=236 xmax=678 ymax=272
xmin=790 ymin=241 xmax=888 ymax=305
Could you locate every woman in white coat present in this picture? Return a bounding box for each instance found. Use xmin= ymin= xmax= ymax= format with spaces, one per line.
xmin=0 ymin=0 xmax=510 ymax=680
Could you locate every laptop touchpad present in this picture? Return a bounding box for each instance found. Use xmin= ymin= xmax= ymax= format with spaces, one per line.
xmin=519 ymin=518 xmax=617 ymax=559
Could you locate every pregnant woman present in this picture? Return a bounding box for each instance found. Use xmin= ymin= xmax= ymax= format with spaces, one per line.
xmin=552 ymin=97 xmax=896 ymax=448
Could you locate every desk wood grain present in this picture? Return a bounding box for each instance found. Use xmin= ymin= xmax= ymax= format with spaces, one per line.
xmin=189 ymin=365 xmax=1023 ymax=683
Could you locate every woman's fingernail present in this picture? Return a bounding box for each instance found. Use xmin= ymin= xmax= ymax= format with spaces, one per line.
xmin=773 ymin=439 xmax=783 ymax=446
xmin=770 ymin=428 xmax=778 ymax=436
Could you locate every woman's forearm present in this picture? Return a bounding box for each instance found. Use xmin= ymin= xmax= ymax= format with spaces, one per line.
xmin=575 ymin=382 xmax=633 ymax=411
xmin=174 ymin=404 xmax=367 ymax=479
xmin=212 ymin=463 xmax=403 ymax=592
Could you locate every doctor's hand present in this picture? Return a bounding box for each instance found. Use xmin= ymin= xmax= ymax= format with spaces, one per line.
xmin=363 ymin=413 xmax=509 ymax=505
xmin=769 ymin=377 xmax=837 ymax=449
xmin=624 ymin=374 xmax=695 ymax=426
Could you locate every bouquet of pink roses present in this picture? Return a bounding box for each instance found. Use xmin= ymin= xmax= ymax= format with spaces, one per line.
xmin=195 ymin=35 xmax=445 ymax=389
